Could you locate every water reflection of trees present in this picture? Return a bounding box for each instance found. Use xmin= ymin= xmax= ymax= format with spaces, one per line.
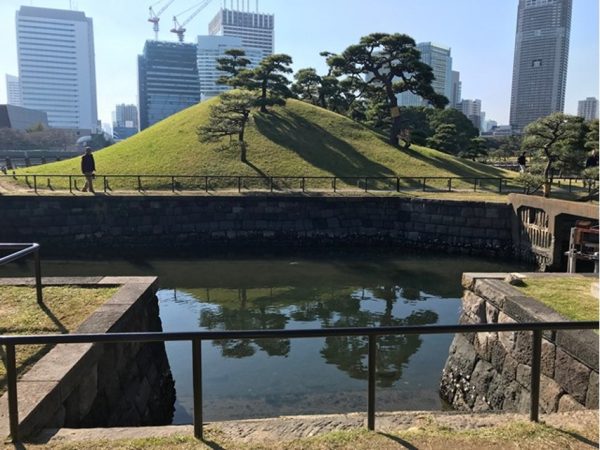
xmin=197 ymin=286 xmax=438 ymax=385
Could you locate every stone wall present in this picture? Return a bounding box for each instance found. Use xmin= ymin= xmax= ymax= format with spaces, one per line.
xmin=440 ymin=273 xmax=598 ymax=414
xmin=0 ymin=196 xmax=513 ymax=257
xmin=0 ymin=277 xmax=175 ymax=439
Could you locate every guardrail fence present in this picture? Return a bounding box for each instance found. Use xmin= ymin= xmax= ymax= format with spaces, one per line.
xmin=0 ymin=243 xmax=42 ymax=304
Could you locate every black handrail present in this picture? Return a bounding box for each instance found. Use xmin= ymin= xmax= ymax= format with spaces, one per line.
xmin=0 ymin=243 xmax=42 ymax=304
xmin=2 ymin=320 xmax=597 ymax=442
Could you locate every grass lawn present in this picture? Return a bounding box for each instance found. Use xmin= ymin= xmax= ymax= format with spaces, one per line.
xmin=11 ymin=420 xmax=598 ymax=449
xmin=11 ymin=98 xmax=515 ymax=192
xmin=516 ymin=276 xmax=598 ymax=322
xmin=0 ymin=285 xmax=118 ymax=393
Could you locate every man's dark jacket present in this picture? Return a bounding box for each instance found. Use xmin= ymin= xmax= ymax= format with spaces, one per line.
xmin=81 ymin=153 xmax=95 ymax=173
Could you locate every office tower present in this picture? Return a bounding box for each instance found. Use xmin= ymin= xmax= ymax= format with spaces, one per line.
xmin=509 ymin=0 xmax=572 ymax=132
xmin=15 ymin=6 xmax=98 ymax=132
xmin=137 ymin=41 xmax=200 ymax=130
xmin=197 ymin=35 xmax=262 ymax=100
xmin=577 ymin=97 xmax=598 ymax=121
xmin=6 ymin=75 xmax=23 ymax=106
xmin=112 ymin=104 xmax=139 ymax=140
xmin=450 ymin=71 xmax=461 ymax=109
xmin=114 ymin=104 xmax=139 ymax=130
xmin=458 ymin=99 xmax=483 ymax=130
xmin=397 ymin=42 xmax=452 ymax=107
xmin=208 ymin=1 xmax=274 ymax=60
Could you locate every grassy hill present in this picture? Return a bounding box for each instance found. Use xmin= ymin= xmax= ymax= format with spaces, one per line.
xmin=15 ymin=98 xmax=512 ymax=190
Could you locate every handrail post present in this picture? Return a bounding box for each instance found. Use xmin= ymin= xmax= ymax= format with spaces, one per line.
xmin=192 ymin=338 xmax=203 ymax=440
xmin=448 ymin=178 xmax=452 ymax=192
xmin=301 ymin=177 xmax=305 ymax=193
xmin=34 ymin=247 xmax=42 ymax=305
xmin=270 ymin=177 xmax=274 ymax=193
xmin=69 ymin=176 xmax=72 ymax=194
xmin=530 ymin=330 xmax=542 ymax=422
xmin=171 ymin=176 xmax=176 ymax=193
xmin=205 ymin=176 xmax=209 ymax=193
xmin=33 ymin=175 xmax=37 ymax=194
xmin=364 ymin=177 xmax=368 ymax=193
xmin=368 ymin=334 xmax=376 ymax=431
xmin=498 ymin=178 xmax=503 ymax=193
xmin=473 ymin=179 xmax=477 ymax=192
xmin=103 ymin=176 xmax=107 ymax=194
xmin=6 ymin=343 xmax=19 ymax=443
xmin=422 ymin=177 xmax=426 ymax=191
xmin=396 ymin=177 xmax=400 ymax=193
xmin=333 ymin=177 xmax=337 ymax=193
xmin=238 ymin=176 xmax=241 ymax=193
xmin=137 ymin=176 xmax=142 ymax=192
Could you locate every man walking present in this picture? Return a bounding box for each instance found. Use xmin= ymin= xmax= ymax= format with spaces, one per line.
xmin=81 ymin=146 xmax=96 ymax=193
xmin=517 ymin=152 xmax=527 ymax=173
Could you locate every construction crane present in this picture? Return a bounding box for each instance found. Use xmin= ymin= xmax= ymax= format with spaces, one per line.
xmin=170 ymin=0 xmax=214 ymax=43
xmin=148 ymin=0 xmax=176 ymax=40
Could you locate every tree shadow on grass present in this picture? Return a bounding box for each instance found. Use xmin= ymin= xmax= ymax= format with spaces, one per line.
xmin=253 ymin=110 xmax=395 ymax=180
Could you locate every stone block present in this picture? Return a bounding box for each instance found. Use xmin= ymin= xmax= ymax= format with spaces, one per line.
xmin=586 ymin=371 xmax=598 ymax=409
xmin=541 ymin=339 xmax=556 ymax=378
xmin=490 ymin=339 xmax=507 ymax=372
xmin=502 ymin=380 xmax=526 ymax=412
xmin=513 ymin=331 xmax=533 ymax=365
xmin=558 ymin=394 xmax=585 ymax=412
xmin=462 ymin=291 xmax=486 ymax=323
xmin=555 ymin=330 xmax=599 ymax=372
xmin=540 ymin=374 xmax=563 ymax=413
xmin=554 ymin=348 xmax=591 ymax=404
xmin=516 ymin=364 xmax=532 ymax=388
xmin=497 ymin=312 xmax=517 ymax=352
xmin=502 ymin=354 xmax=519 ymax=382
xmin=470 ymin=359 xmax=495 ymax=399
xmin=485 ymin=303 xmax=499 ymax=324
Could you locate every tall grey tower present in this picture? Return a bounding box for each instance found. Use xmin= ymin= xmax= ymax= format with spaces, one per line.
xmin=509 ymin=0 xmax=572 ymax=132
xmin=16 ymin=6 xmax=98 ymax=132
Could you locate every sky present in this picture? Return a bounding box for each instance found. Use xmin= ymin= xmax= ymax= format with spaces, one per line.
xmin=0 ymin=0 xmax=598 ymax=127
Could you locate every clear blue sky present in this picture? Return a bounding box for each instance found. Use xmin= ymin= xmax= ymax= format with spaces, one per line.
xmin=0 ymin=0 xmax=597 ymax=126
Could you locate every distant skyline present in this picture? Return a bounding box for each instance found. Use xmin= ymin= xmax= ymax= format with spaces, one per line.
xmin=0 ymin=0 xmax=597 ymax=127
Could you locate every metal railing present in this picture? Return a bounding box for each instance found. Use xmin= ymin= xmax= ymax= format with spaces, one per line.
xmin=0 ymin=243 xmax=42 ymax=304
xmin=1 ymin=320 xmax=597 ymax=442
xmin=8 ymin=173 xmax=539 ymax=195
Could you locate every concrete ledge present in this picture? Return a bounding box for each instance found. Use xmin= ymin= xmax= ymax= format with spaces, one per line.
xmin=0 ymin=276 xmax=159 ymax=440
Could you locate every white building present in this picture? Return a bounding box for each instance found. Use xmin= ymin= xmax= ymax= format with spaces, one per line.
xmin=458 ymin=99 xmax=483 ymax=130
xmin=6 ymin=74 xmax=23 ymax=106
xmin=208 ymin=2 xmax=274 ymax=61
xmin=197 ymin=35 xmax=262 ymax=100
xmin=16 ymin=6 xmax=98 ymax=132
xmin=397 ymin=42 xmax=453 ymax=107
xmin=577 ymin=97 xmax=598 ymax=121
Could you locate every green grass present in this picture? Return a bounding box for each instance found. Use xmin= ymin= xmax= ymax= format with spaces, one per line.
xmin=13 ymin=419 xmax=598 ymax=449
xmin=516 ymin=276 xmax=598 ymax=322
xmin=12 ymin=98 xmax=514 ymax=191
xmin=0 ymin=286 xmax=118 ymax=393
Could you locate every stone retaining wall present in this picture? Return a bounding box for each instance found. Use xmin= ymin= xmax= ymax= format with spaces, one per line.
xmin=0 ymin=277 xmax=175 ymax=439
xmin=0 ymin=196 xmax=513 ymax=257
xmin=439 ymin=273 xmax=598 ymax=413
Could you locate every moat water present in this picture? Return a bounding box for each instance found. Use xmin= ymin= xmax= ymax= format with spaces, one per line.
xmin=4 ymin=251 xmax=528 ymax=423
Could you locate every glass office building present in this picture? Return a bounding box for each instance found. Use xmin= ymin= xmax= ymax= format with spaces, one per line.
xmin=138 ymin=41 xmax=200 ymax=130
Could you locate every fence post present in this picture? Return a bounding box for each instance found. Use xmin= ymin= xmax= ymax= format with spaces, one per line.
xmin=205 ymin=176 xmax=209 ymax=193
xmin=192 ymin=338 xmax=203 ymax=440
xmin=171 ymin=176 xmax=176 ymax=193
xmin=530 ymin=330 xmax=542 ymax=422
xmin=396 ymin=177 xmax=400 ymax=193
xmin=364 ymin=177 xmax=368 ymax=193
xmin=6 ymin=343 xmax=19 ymax=443
xmin=333 ymin=177 xmax=337 ymax=193
xmin=34 ymin=248 xmax=42 ymax=305
xmin=302 ymin=177 xmax=305 ymax=193
xmin=137 ymin=176 xmax=142 ymax=192
xmin=270 ymin=177 xmax=274 ymax=193
xmin=473 ymin=179 xmax=477 ymax=192
xmin=33 ymin=175 xmax=37 ymax=194
xmin=237 ymin=176 xmax=241 ymax=193
xmin=103 ymin=177 xmax=108 ymax=193
xmin=422 ymin=178 xmax=426 ymax=192
xmin=368 ymin=334 xmax=377 ymax=431
xmin=498 ymin=178 xmax=503 ymax=193
xmin=569 ymin=178 xmax=572 ymax=192
xmin=69 ymin=176 xmax=73 ymax=194
xmin=448 ymin=178 xmax=452 ymax=192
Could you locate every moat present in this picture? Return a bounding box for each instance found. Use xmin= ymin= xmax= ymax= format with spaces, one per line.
xmin=5 ymin=251 xmax=529 ymax=423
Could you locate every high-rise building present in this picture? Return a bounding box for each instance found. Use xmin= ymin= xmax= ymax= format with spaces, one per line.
xmin=137 ymin=41 xmax=200 ymax=130
xmin=458 ymin=99 xmax=483 ymax=130
xmin=509 ymin=0 xmax=572 ymax=132
xmin=114 ymin=104 xmax=139 ymax=130
xmin=6 ymin=75 xmax=23 ymax=106
xmin=208 ymin=3 xmax=274 ymax=60
xmin=577 ymin=97 xmax=598 ymax=121
xmin=15 ymin=6 xmax=98 ymax=132
xmin=397 ymin=42 xmax=452 ymax=107
xmin=197 ymin=35 xmax=262 ymax=100
xmin=450 ymin=71 xmax=461 ymax=109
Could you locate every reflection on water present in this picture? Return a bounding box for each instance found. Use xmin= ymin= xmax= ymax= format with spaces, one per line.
xmin=1 ymin=252 xmax=528 ymax=423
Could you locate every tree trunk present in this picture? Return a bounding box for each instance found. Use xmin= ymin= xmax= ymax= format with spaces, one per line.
xmin=543 ymin=156 xmax=553 ymax=198
xmin=385 ymin=84 xmax=400 ymax=147
xmin=260 ymin=79 xmax=268 ymax=113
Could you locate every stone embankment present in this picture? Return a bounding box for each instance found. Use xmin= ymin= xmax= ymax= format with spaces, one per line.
xmin=0 ymin=196 xmax=512 ymax=257
xmin=440 ymin=273 xmax=598 ymax=414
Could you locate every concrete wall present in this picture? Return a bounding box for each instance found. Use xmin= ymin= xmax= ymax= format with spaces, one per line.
xmin=440 ymin=273 xmax=598 ymax=413
xmin=0 ymin=196 xmax=513 ymax=257
xmin=0 ymin=277 xmax=175 ymax=439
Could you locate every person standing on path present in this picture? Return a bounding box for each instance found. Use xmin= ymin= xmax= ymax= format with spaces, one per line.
xmin=81 ymin=146 xmax=96 ymax=193
xmin=517 ymin=152 xmax=527 ymax=173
